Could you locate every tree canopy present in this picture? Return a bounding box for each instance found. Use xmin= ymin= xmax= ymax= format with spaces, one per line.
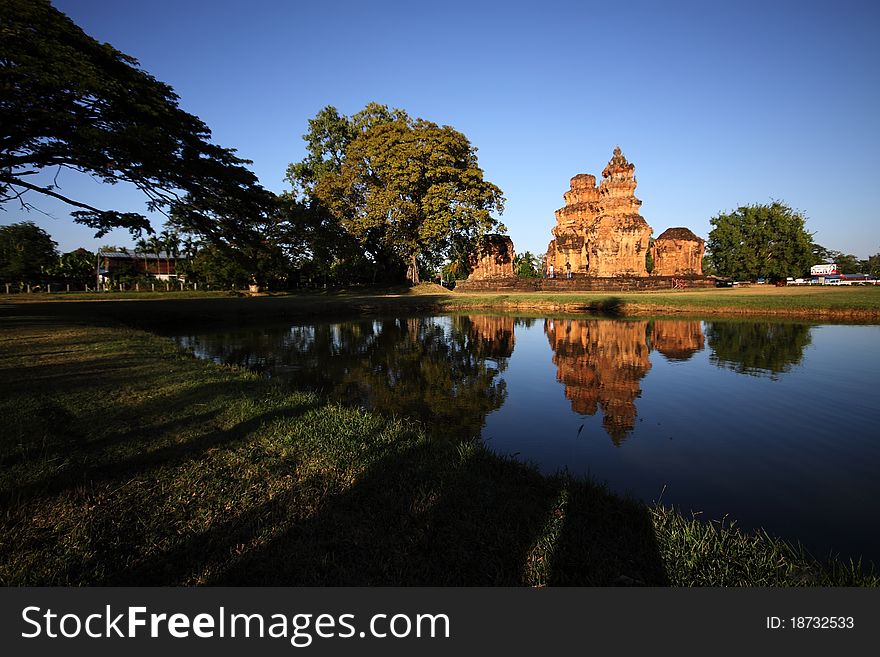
xmin=1 ymin=0 xmax=275 ymax=240
xmin=706 ymin=202 xmax=813 ymax=281
xmin=514 ymin=251 xmax=541 ymax=278
xmin=47 ymin=247 xmax=95 ymax=286
xmin=0 ymin=221 xmax=58 ymax=283
xmin=287 ymin=104 xmax=505 ymax=284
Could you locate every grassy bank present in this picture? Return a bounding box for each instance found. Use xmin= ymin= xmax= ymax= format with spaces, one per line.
xmin=444 ymin=285 xmax=880 ymax=319
xmin=4 ymin=283 xmax=879 ymax=323
xmin=0 ymin=304 xmax=875 ymax=585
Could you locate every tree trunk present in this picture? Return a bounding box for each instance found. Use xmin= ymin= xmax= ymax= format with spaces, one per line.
xmin=408 ymin=253 xmax=420 ymax=285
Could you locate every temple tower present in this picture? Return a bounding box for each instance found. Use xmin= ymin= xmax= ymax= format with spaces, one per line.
xmin=546 ymin=146 xmax=651 ymax=277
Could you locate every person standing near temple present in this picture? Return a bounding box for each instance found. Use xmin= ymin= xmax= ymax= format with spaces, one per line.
xmin=565 ymin=260 xmax=572 ymax=279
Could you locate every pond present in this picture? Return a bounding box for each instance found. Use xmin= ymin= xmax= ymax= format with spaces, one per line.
xmin=173 ymin=314 xmax=880 ymax=564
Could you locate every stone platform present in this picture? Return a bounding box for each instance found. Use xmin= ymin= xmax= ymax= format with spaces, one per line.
xmin=453 ymin=275 xmax=716 ymax=293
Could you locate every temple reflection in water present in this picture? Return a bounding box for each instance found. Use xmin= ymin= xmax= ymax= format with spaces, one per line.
xmin=462 ymin=314 xmax=516 ymax=359
xmin=172 ymin=316 xmax=880 ymax=565
xmin=177 ymin=315 xmax=820 ymax=447
xmin=544 ymin=319 xmax=651 ymax=444
xmin=539 ymin=318 xmax=706 ymax=445
xmin=650 ymin=319 xmax=705 ymax=362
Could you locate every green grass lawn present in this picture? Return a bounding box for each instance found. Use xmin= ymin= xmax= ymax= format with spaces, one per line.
xmin=0 ymin=301 xmax=876 ymax=585
xmin=5 ymin=283 xmax=879 ymax=321
xmin=443 ymin=285 xmax=880 ymax=317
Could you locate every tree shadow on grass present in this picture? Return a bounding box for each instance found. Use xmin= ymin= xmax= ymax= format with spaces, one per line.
xmin=1 ymin=307 xmax=668 ymax=585
xmin=0 ymin=294 xmax=456 ymax=334
xmin=154 ymin=441 xmax=670 ymax=586
xmin=545 ymin=480 xmax=669 ymax=585
xmin=1 ymin=398 xmax=318 ymax=506
xmin=0 ymin=380 xmax=234 ymax=470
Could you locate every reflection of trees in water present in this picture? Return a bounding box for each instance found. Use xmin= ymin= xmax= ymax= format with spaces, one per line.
xmin=545 ymin=319 xmax=652 ymax=445
xmin=650 ymin=320 xmax=705 ymax=362
xmin=176 ymin=328 xmax=301 ymax=374
xmin=178 ymin=316 xmax=511 ymax=441
xmin=706 ymin=321 xmax=812 ymax=379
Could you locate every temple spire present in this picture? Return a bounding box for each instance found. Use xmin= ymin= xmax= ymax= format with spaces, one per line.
xmin=602 ymin=145 xmax=634 ymax=180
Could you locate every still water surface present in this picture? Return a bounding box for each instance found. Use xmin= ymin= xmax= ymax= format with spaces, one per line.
xmin=174 ymin=315 xmax=880 ymax=563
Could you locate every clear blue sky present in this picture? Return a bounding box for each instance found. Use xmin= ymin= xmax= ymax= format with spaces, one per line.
xmin=6 ymin=0 xmax=880 ymax=258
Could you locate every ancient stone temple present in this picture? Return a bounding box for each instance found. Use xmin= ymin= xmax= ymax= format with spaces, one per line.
xmin=650 ymin=227 xmax=705 ymax=277
xmin=467 ymin=234 xmax=515 ymax=280
xmin=546 ymin=146 xmax=652 ymax=278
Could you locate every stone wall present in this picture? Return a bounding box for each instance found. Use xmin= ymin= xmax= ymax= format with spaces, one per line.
xmin=454 ymin=274 xmax=716 ymax=292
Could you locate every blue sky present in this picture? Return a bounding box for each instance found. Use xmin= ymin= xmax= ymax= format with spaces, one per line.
xmin=6 ymin=0 xmax=880 ymax=258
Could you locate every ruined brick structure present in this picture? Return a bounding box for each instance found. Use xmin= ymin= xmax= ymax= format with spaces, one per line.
xmin=457 ymin=147 xmax=713 ymax=290
xmin=650 ymin=227 xmax=705 ymax=277
xmin=546 ymin=147 xmax=651 ymax=278
xmin=467 ymin=234 xmax=515 ymax=280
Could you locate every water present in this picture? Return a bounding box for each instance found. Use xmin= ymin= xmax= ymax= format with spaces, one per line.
xmin=173 ymin=315 xmax=880 ymax=564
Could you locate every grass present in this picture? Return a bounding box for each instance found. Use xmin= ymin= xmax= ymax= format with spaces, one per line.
xmin=4 ymin=283 xmax=879 ymax=323
xmin=443 ymin=285 xmax=880 ymax=319
xmin=0 ymin=302 xmax=876 ymax=586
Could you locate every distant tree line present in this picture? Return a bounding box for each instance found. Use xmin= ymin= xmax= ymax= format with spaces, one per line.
xmin=705 ymin=201 xmax=878 ymax=281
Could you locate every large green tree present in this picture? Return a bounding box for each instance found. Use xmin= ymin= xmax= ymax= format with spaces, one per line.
xmin=1 ymin=0 xmax=275 ymax=244
xmin=826 ymin=250 xmax=860 ymax=275
xmin=707 ymin=202 xmax=813 ymax=281
xmin=288 ymin=104 xmax=505 ymax=284
xmin=283 ymin=104 xmax=411 ymax=284
xmin=864 ymin=253 xmax=880 ymax=278
xmin=285 ymin=103 xmax=409 ymax=196
xmin=0 ymin=221 xmax=58 ymax=284
xmin=48 ymin=247 xmax=96 ymax=287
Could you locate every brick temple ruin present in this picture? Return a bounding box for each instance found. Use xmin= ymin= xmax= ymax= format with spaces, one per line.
xmin=546 ymin=146 xmax=651 ymax=277
xmin=466 ymin=234 xmax=515 ymax=281
xmin=457 ymin=146 xmax=713 ymax=291
xmin=650 ymin=227 xmax=705 ymax=277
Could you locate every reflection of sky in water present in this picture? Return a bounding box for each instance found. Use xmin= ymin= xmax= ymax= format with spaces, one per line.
xmin=174 ymin=317 xmax=880 ymax=565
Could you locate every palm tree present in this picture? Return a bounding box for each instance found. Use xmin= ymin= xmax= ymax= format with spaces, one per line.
xmin=148 ymin=236 xmax=164 ymax=275
xmin=181 ymin=235 xmax=198 ymax=260
xmin=160 ymin=229 xmax=181 ymax=279
xmin=135 ymin=237 xmax=151 ymax=277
